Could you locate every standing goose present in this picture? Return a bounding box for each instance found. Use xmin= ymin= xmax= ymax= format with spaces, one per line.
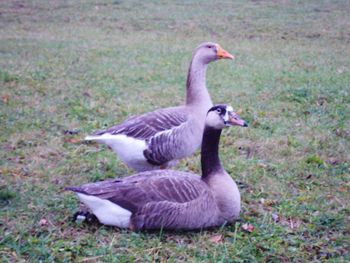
xmin=67 ymin=105 xmax=248 ymax=231
xmin=85 ymin=42 xmax=234 ymax=171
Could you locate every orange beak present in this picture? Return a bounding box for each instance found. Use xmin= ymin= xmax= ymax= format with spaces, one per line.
xmin=216 ymin=45 xmax=234 ymax=60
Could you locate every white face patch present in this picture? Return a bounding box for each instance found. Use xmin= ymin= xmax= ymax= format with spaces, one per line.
xmin=223 ymin=111 xmax=229 ymax=122
xmin=206 ymin=111 xmax=222 ymax=128
xmin=223 ymin=106 xmax=233 ymax=123
xmin=206 ymin=105 xmax=235 ymax=129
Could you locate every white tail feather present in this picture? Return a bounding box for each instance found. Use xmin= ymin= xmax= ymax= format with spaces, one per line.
xmin=84 ymin=133 xmax=150 ymax=171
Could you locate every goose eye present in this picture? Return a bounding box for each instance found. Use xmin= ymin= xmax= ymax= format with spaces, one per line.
xmin=216 ymin=108 xmax=221 ymax=114
xmin=207 ymin=45 xmax=213 ymax=49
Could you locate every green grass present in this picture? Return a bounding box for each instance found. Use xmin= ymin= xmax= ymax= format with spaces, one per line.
xmin=1 ymin=0 xmax=349 ymax=261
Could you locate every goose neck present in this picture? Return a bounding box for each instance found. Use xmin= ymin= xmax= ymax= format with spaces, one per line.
xmin=201 ymin=126 xmax=223 ymax=178
xmin=186 ymin=58 xmax=212 ymax=107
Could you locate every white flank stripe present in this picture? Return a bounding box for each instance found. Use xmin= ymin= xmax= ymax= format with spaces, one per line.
xmin=77 ymin=193 xmax=131 ymax=228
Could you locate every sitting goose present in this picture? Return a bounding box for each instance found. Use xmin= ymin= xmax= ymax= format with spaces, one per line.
xmin=85 ymin=42 xmax=234 ymax=171
xmin=67 ymin=105 xmax=248 ymax=231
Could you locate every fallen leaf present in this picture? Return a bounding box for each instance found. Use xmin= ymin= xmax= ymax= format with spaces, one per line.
xmin=289 ymin=218 xmax=298 ymax=229
xmin=260 ymin=198 xmax=276 ymax=207
xmin=326 ymin=158 xmax=340 ymax=165
xmin=64 ymin=137 xmax=81 ymax=143
xmin=2 ymin=95 xmax=9 ymax=104
xmin=258 ymin=111 xmax=266 ymax=117
xmin=80 ymin=255 xmax=104 ymax=263
xmin=279 ymin=216 xmax=302 ymax=229
xmin=39 ymin=218 xmax=48 ymax=226
xmin=64 ymin=129 xmax=80 ymax=135
xmin=257 ymin=163 xmax=267 ymax=168
xmin=272 ymin=213 xmax=280 ymax=222
xmin=242 ymin=223 xmax=254 ymax=233
xmin=11 ymin=252 xmax=18 ymax=260
xmin=3 ymin=144 xmax=15 ymax=151
xmin=209 ymin=234 xmax=223 ymax=243
xmin=83 ymin=91 xmax=91 ymax=98
xmin=246 ymin=207 xmax=259 ymax=217
xmin=338 ymin=187 xmax=346 ymax=192
xmin=337 ymin=67 xmax=344 ymax=74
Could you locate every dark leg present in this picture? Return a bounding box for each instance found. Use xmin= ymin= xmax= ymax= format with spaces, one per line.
xmin=72 ymin=211 xmax=98 ymax=224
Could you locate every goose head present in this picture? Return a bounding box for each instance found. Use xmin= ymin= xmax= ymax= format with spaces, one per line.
xmin=194 ymin=42 xmax=234 ymax=64
xmin=206 ymin=105 xmax=248 ymax=129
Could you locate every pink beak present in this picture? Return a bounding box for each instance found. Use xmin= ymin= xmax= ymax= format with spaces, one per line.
xmin=227 ymin=112 xmax=248 ymax=127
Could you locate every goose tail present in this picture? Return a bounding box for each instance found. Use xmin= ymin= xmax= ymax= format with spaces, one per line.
xmin=65 ymin=186 xmax=85 ymax=193
xmin=85 ymin=135 xmax=103 ymax=141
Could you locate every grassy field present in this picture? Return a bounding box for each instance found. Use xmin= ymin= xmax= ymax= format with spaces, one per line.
xmin=1 ymin=0 xmax=349 ymax=261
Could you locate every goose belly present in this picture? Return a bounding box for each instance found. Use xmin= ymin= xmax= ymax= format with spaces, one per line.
xmin=77 ymin=193 xmax=132 ymax=228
